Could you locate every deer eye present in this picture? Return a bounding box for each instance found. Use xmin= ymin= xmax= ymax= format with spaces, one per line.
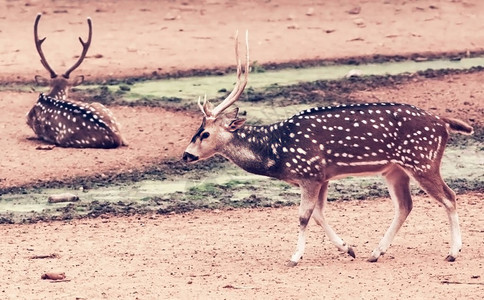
xmin=201 ymin=132 xmax=210 ymax=140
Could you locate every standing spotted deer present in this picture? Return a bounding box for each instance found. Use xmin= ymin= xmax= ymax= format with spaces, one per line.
xmin=182 ymin=31 xmax=474 ymax=266
xmin=27 ymin=13 xmax=126 ymax=148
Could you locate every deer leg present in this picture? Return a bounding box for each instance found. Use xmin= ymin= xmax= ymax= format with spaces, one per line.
xmin=287 ymin=182 xmax=321 ymax=267
xmin=369 ymin=166 xmax=413 ymax=262
xmin=413 ymin=172 xmax=461 ymax=261
xmin=311 ymin=181 xmax=355 ymax=258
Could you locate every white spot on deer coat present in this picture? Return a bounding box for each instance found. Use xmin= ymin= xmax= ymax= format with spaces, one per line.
xmin=296 ymin=148 xmax=306 ymax=155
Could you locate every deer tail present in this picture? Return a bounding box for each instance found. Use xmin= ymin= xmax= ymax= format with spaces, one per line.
xmin=441 ymin=117 xmax=474 ymax=135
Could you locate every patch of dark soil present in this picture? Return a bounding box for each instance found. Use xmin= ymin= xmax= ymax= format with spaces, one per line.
xmin=242 ymin=67 xmax=484 ymax=106
xmin=259 ymin=51 xmax=484 ymax=72
xmin=155 ymin=201 xmax=203 ymax=214
xmin=70 ymin=84 xmax=187 ymax=109
xmin=0 ymin=215 xmax=15 ymax=224
xmin=220 ymin=194 xmax=291 ymax=209
xmin=70 ymin=85 xmax=118 ymax=105
xmin=1 ymin=51 xmax=475 ymax=89
xmin=0 ymin=156 xmax=229 ymax=196
xmin=447 ymin=178 xmax=484 ymax=194
xmin=4 ymin=174 xmax=479 ymax=225
xmin=0 ymin=191 xmax=295 ymax=224
xmin=85 ymin=201 xmax=147 ymax=218
xmin=82 ymin=50 xmax=484 ymax=84
xmin=5 ymin=58 xmax=484 ymax=114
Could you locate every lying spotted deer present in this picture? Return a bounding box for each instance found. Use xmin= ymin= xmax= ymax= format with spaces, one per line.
xmin=27 ymin=13 xmax=126 ymax=148
xmin=182 ymin=31 xmax=474 ymax=266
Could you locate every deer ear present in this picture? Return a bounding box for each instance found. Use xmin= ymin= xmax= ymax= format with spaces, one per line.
xmin=222 ymin=107 xmax=245 ymax=131
xmin=34 ymin=75 xmax=49 ymax=86
xmin=227 ymin=118 xmax=246 ymax=132
xmin=72 ymin=75 xmax=85 ymax=86
xmin=224 ymin=107 xmax=240 ymax=120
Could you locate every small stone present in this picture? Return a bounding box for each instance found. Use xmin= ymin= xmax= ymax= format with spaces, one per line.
xmin=348 ymin=6 xmax=361 ymax=15
xmin=353 ymin=18 xmax=365 ymax=28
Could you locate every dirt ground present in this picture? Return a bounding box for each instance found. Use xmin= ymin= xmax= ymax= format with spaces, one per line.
xmin=1 ymin=194 xmax=483 ymax=299
xmin=0 ymin=0 xmax=483 ymax=299
xmin=2 ymin=0 xmax=484 ymax=82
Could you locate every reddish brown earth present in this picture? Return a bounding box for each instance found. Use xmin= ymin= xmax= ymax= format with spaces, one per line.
xmin=0 ymin=1 xmax=483 ymax=299
xmin=2 ymin=0 xmax=484 ymax=82
xmin=1 ymin=195 xmax=483 ymax=299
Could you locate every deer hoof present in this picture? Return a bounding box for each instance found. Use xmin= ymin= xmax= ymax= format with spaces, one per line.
xmin=286 ymin=260 xmax=298 ymax=267
xmin=445 ymin=255 xmax=456 ymax=262
xmin=347 ymin=247 xmax=356 ymax=258
xmin=367 ymin=256 xmax=379 ymax=263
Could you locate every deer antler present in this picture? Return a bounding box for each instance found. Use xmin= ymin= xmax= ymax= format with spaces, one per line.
xmin=198 ymin=94 xmax=208 ymax=116
xmin=206 ymin=30 xmax=249 ymax=118
xmin=62 ymin=17 xmax=93 ymax=79
xmin=34 ymin=13 xmax=57 ymax=78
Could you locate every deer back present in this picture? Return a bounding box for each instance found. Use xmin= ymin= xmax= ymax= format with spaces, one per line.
xmin=27 ymin=93 xmax=125 ymax=148
xmin=267 ymin=102 xmax=456 ymax=180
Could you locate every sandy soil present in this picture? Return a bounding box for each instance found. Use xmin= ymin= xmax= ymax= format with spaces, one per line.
xmin=1 ymin=0 xmax=484 ymax=82
xmin=0 ymin=1 xmax=483 ymax=299
xmin=1 ymin=194 xmax=483 ymax=299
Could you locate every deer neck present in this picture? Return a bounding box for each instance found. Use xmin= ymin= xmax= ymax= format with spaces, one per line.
xmin=220 ymin=124 xmax=282 ymax=177
xmin=46 ymin=86 xmax=68 ymax=100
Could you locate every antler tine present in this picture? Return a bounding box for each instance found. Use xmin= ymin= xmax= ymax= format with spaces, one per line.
xmin=198 ymin=96 xmax=204 ymax=113
xmin=244 ymin=30 xmax=249 ymax=80
xmin=62 ymin=17 xmax=93 ymax=79
xmin=34 ymin=13 xmax=57 ymax=78
xmin=198 ymin=94 xmax=208 ymax=117
xmin=210 ymin=30 xmax=249 ymax=118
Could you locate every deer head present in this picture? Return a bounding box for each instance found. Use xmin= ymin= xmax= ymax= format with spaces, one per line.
xmin=33 ymin=13 xmax=92 ymax=100
xmin=183 ymin=31 xmax=249 ymax=163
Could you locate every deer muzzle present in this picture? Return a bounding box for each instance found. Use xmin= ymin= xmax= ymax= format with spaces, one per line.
xmin=182 ymin=152 xmax=199 ymax=163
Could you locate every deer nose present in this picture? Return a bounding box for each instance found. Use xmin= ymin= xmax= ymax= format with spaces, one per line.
xmin=182 ymin=152 xmax=199 ymax=163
